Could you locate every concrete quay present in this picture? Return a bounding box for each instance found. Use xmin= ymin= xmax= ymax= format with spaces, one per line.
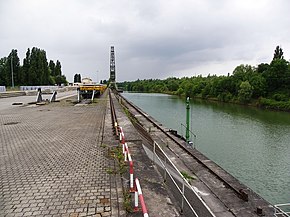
xmin=0 ymin=91 xmax=122 ymax=216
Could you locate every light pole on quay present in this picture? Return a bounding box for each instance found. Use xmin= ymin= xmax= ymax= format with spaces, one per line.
xmin=11 ymin=56 xmax=14 ymax=88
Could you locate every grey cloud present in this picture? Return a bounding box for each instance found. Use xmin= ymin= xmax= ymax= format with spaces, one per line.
xmin=1 ymin=0 xmax=290 ymax=82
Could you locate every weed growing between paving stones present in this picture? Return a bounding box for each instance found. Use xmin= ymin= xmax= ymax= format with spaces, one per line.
xmin=114 ymin=146 xmax=128 ymax=175
xmin=106 ymin=167 xmax=116 ymax=174
xmin=123 ymin=191 xmax=133 ymax=213
xmin=107 ymin=146 xmax=134 ymax=213
xmin=100 ymin=143 xmax=108 ymax=148
xmin=181 ymin=171 xmax=195 ymax=184
xmin=106 ymin=146 xmax=128 ymax=175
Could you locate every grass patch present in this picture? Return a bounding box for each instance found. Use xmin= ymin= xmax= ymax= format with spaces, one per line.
xmin=181 ymin=171 xmax=194 ymax=183
xmin=123 ymin=191 xmax=133 ymax=213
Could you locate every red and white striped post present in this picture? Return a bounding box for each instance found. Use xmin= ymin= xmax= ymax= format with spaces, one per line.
xmin=135 ymin=178 xmax=149 ymax=217
xmin=125 ymin=143 xmax=134 ymax=192
xmin=119 ymin=126 xmax=123 ymax=143
xmin=119 ymin=127 xmax=125 ymax=154
xmin=124 ymin=143 xmax=128 ymax=162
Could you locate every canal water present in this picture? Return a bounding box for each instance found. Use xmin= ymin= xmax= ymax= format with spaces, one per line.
xmin=122 ymin=92 xmax=290 ymax=205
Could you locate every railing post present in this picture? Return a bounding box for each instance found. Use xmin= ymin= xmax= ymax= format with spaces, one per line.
xmin=124 ymin=149 xmax=127 ymax=162
xmin=134 ymin=189 xmax=139 ymax=212
xmin=77 ymin=87 xmax=80 ymax=102
xmin=164 ymin=156 xmax=167 ymax=182
xmin=153 ymin=142 xmax=156 ymax=165
xmin=181 ymin=178 xmax=185 ymax=214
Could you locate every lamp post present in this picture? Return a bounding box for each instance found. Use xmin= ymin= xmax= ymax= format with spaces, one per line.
xmin=186 ymin=97 xmax=190 ymax=143
xmin=11 ymin=56 xmax=14 ymax=88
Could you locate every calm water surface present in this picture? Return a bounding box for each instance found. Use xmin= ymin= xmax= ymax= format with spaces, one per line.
xmin=122 ymin=92 xmax=290 ymax=205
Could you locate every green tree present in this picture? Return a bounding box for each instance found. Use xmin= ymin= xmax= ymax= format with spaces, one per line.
xmin=249 ymin=73 xmax=266 ymax=98
xmin=238 ymin=81 xmax=253 ymax=103
xmin=265 ymin=58 xmax=289 ymax=92
xmin=49 ymin=60 xmax=55 ymax=76
xmin=39 ymin=50 xmax=50 ymax=85
xmin=165 ymin=77 xmax=179 ymax=92
xmin=74 ymin=73 xmax=81 ymax=83
xmin=273 ymin=45 xmax=284 ymax=60
xmin=257 ymin=63 xmax=269 ymax=74
xmin=22 ymin=49 xmax=31 ymax=85
xmin=0 ymin=57 xmax=8 ymax=86
xmin=55 ymin=60 xmax=62 ymax=77
xmin=28 ymin=48 xmax=39 ymax=85
xmin=74 ymin=74 xmax=78 ymax=83
xmin=232 ymin=64 xmax=255 ymax=82
xmin=5 ymin=50 xmax=21 ymax=87
xmin=55 ymin=75 xmax=67 ymax=85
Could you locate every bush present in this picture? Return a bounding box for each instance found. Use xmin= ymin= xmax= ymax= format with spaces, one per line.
xmin=217 ymin=92 xmax=232 ymax=102
xmin=273 ymin=93 xmax=288 ymax=101
xmin=259 ymin=98 xmax=290 ymax=111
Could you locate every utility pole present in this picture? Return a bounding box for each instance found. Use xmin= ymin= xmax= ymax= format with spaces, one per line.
xmin=11 ymin=56 xmax=14 ymax=88
xmin=186 ymin=97 xmax=190 ymax=143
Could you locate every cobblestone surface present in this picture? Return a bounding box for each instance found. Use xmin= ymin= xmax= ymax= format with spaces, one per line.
xmin=0 ymin=95 xmax=115 ymax=216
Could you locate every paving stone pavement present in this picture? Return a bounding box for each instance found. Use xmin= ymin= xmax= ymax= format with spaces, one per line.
xmin=0 ymin=95 xmax=118 ymax=216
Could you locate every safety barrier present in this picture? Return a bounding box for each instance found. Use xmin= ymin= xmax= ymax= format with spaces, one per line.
xmin=0 ymin=86 xmax=6 ymax=92
xmin=49 ymin=91 xmax=57 ymax=102
xmin=36 ymin=88 xmax=43 ymax=103
xmin=118 ymin=126 xmax=149 ymax=216
xmin=119 ymin=127 xmax=125 ymax=153
xmin=124 ymin=143 xmax=134 ymax=192
xmin=152 ymin=141 xmax=215 ymax=217
xmin=274 ymin=203 xmax=290 ymax=216
xmin=134 ymin=178 xmax=149 ymax=217
xmin=20 ymin=85 xmax=58 ymax=91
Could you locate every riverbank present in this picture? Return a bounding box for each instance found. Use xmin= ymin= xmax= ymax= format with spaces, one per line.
xmin=156 ymin=90 xmax=290 ymax=113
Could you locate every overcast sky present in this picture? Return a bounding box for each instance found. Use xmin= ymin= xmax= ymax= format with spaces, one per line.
xmin=1 ymin=0 xmax=290 ymax=82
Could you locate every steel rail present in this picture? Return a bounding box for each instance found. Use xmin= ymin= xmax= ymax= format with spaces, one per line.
xmin=109 ymin=89 xmax=119 ymax=136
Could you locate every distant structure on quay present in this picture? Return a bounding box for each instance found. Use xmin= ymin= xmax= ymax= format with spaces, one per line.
xmin=110 ymin=46 xmax=116 ymax=83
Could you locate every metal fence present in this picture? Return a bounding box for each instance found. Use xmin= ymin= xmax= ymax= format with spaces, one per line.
xmin=150 ymin=141 xmax=215 ymax=217
xmin=0 ymin=86 xmax=6 ymax=92
xmin=274 ymin=203 xmax=290 ymax=216
xmin=20 ymin=86 xmax=58 ymax=91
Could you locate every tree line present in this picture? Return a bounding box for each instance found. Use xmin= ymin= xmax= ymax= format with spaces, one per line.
xmin=118 ymin=46 xmax=290 ymax=111
xmin=0 ymin=47 xmax=67 ymax=87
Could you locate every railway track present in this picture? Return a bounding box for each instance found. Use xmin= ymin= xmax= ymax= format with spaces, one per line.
xmin=110 ymin=89 xmax=275 ymax=217
xmin=109 ymin=89 xmax=119 ymax=137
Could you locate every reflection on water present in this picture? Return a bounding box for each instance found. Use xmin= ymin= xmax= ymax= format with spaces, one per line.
xmin=122 ymin=92 xmax=290 ymax=205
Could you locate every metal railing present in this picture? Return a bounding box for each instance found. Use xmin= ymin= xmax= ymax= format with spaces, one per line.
xmin=274 ymin=203 xmax=290 ymax=216
xmin=20 ymin=85 xmax=58 ymax=91
xmin=152 ymin=141 xmax=215 ymax=217
xmin=0 ymin=86 xmax=6 ymax=92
